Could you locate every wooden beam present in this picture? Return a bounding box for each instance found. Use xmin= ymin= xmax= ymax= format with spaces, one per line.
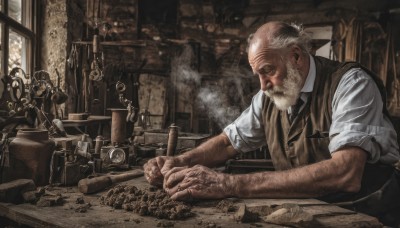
xmin=244 ymin=0 xmax=400 ymax=16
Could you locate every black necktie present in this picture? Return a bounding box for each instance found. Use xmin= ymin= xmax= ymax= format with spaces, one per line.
xmin=289 ymin=98 xmax=304 ymax=122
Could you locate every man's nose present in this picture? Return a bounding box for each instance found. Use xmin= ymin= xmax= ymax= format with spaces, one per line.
xmin=259 ymin=75 xmax=273 ymax=91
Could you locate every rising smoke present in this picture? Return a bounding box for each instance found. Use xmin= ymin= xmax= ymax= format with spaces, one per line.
xmin=171 ymin=44 xmax=252 ymax=130
xmin=197 ymin=86 xmax=242 ymax=129
xmin=171 ymin=45 xmax=202 ymax=91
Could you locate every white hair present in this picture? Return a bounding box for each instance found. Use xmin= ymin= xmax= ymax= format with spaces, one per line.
xmin=268 ymin=22 xmax=312 ymax=53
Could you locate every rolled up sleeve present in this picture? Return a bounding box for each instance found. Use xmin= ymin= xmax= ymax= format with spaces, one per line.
xmin=224 ymin=90 xmax=267 ymax=153
xmin=329 ymin=68 xmax=399 ymax=164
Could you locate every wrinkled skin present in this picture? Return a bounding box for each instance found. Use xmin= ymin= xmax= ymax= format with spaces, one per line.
xmin=163 ymin=165 xmax=232 ymax=201
xmin=143 ymin=156 xmax=176 ymax=187
xmin=144 ymin=156 xmax=231 ymax=201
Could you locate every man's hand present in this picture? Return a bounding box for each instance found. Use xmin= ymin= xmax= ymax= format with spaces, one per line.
xmin=163 ymin=165 xmax=234 ymax=201
xmin=144 ymin=133 xmax=237 ymax=190
xmin=143 ymin=156 xmax=176 ymax=187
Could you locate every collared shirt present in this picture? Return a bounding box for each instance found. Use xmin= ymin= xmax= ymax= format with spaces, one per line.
xmin=224 ymin=55 xmax=400 ymax=165
xmin=288 ymin=54 xmax=315 ymax=115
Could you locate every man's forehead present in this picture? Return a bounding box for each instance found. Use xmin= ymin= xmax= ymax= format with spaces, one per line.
xmin=249 ymin=37 xmax=267 ymax=52
xmin=248 ymin=38 xmax=286 ymax=56
xmin=249 ymin=53 xmax=277 ymax=72
xmin=249 ymin=45 xmax=282 ymax=63
xmin=248 ymin=38 xmax=262 ymax=55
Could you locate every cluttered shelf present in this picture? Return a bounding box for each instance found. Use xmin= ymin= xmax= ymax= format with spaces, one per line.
xmin=61 ymin=115 xmax=111 ymax=137
xmin=61 ymin=115 xmax=111 ymax=125
xmin=0 ymin=173 xmax=383 ymax=228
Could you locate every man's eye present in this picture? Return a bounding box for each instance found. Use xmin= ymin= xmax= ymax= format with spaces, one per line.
xmin=260 ymin=66 xmax=274 ymax=76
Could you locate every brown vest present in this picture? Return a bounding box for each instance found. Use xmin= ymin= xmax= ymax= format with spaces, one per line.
xmin=262 ymin=56 xmax=389 ymax=171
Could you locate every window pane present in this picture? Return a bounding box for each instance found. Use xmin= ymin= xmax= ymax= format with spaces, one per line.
xmin=8 ymin=0 xmax=22 ymax=23
xmin=8 ymin=29 xmax=30 ymax=74
xmin=5 ymin=1 xmax=32 ymax=29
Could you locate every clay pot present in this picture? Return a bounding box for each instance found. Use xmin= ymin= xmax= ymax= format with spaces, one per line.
xmin=4 ymin=129 xmax=55 ymax=186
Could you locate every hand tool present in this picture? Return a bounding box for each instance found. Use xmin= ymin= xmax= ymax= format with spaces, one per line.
xmin=166 ymin=124 xmax=178 ymax=156
xmin=78 ymin=169 xmax=144 ymax=194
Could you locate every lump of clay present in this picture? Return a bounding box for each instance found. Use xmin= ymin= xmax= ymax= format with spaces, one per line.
xmin=99 ymin=184 xmax=193 ymax=220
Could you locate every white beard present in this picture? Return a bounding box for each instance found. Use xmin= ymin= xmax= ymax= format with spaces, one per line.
xmin=264 ymin=62 xmax=303 ymax=110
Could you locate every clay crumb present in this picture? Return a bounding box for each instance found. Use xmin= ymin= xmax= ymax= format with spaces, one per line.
xmin=216 ymin=199 xmax=237 ymax=213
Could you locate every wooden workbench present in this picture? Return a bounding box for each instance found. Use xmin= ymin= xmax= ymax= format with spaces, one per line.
xmin=0 ymin=175 xmax=382 ymax=227
xmin=61 ymin=115 xmax=111 ymax=137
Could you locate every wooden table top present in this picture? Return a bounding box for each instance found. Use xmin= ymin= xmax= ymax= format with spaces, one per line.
xmin=0 ymin=174 xmax=382 ymax=228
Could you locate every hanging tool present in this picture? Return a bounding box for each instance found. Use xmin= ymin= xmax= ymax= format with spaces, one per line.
xmin=130 ymin=59 xmax=147 ymax=124
xmin=83 ymin=44 xmax=91 ymax=113
xmin=67 ymin=44 xmax=80 ymax=112
xmin=89 ymin=35 xmax=103 ymax=82
xmin=115 ymin=81 xmax=137 ymax=123
xmin=67 ymin=44 xmax=78 ymax=70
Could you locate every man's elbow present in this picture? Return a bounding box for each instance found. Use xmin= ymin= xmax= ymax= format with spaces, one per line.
xmin=340 ymin=176 xmax=362 ymax=193
xmin=330 ymin=148 xmax=367 ymax=193
xmin=323 ymin=169 xmax=362 ymax=193
xmin=335 ymin=161 xmax=364 ymax=193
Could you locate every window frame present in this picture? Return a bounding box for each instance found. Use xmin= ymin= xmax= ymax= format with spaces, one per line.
xmin=0 ymin=0 xmax=37 ymax=76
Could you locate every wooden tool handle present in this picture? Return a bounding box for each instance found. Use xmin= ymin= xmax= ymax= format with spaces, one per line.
xmin=78 ymin=169 xmax=144 ymax=194
xmin=78 ymin=176 xmax=111 ymax=194
xmin=109 ymin=169 xmax=144 ymax=183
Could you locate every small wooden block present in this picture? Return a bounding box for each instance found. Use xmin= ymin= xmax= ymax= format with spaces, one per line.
xmin=68 ymin=113 xmax=89 ymax=120
xmin=0 ymin=179 xmax=36 ymax=203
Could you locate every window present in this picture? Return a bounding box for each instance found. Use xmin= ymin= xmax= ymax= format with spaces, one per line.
xmin=0 ymin=0 xmax=36 ymax=78
xmin=304 ymin=25 xmax=333 ymax=59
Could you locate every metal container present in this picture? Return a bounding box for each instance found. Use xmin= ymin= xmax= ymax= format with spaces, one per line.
xmin=3 ymin=129 xmax=55 ymax=186
xmin=110 ymin=108 xmax=127 ymax=145
xmin=94 ymin=135 xmax=105 ymax=155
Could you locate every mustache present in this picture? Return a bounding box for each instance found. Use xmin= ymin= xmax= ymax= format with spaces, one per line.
xmin=265 ymin=86 xmax=285 ymax=97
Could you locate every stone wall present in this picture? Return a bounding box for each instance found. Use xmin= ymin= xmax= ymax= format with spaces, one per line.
xmin=41 ymin=0 xmax=68 ymax=89
xmin=41 ymin=0 xmax=84 ymax=117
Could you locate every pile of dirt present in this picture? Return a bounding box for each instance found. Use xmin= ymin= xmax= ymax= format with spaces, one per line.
xmin=216 ymin=199 xmax=237 ymax=213
xmin=99 ymin=184 xmax=193 ymax=220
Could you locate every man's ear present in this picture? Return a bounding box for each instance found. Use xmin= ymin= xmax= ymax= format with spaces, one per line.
xmin=291 ymin=45 xmax=303 ymax=65
xmin=294 ymin=53 xmax=299 ymax=61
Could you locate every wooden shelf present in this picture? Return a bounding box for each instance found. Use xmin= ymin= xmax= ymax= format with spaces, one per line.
xmin=73 ymin=40 xmax=146 ymax=47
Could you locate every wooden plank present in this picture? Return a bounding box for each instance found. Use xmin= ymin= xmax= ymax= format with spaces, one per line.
xmin=242 ymin=199 xmax=381 ymax=227
xmin=0 ymin=177 xmax=382 ymax=227
xmin=0 ymin=203 xmax=66 ymax=227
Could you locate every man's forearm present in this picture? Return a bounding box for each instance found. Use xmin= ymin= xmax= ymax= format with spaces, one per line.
xmin=229 ymin=147 xmax=367 ymax=198
xmin=175 ymin=133 xmax=238 ymax=168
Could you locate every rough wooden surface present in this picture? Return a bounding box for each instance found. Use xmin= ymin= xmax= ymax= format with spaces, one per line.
xmin=0 ymin=176 xmax=383 ymax=228
xmin=0 ymin=179 xmax=36 ymax=203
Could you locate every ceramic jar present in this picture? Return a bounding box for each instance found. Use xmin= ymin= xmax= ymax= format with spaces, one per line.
xmin=5 ymin=129 xmax=55 ymax=186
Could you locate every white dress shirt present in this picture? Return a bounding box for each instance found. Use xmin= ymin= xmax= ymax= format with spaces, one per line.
xmin=224 ymin=55 xmax=400 ymax=165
